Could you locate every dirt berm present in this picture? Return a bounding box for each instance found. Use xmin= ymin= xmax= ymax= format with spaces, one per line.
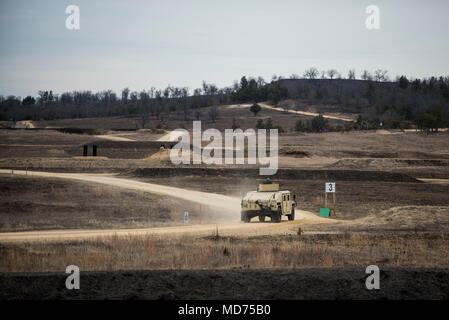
xmin=1 ymin=268 xmax=448 ymax=299
xmin=132 ymin=168 xmax=419 ymax=182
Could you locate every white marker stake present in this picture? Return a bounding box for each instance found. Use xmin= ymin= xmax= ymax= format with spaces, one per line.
xmin=184 ymin=211 xmax=189 ymax=224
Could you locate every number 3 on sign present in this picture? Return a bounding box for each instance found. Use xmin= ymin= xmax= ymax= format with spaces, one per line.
xmin=325 ymin=182 xmax=335 ymax=193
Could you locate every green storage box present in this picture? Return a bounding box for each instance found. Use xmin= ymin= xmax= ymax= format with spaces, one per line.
xmin=320 ymin=208 xmax=330 ymax=217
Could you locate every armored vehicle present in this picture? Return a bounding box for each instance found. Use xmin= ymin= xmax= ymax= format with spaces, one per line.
xmin=241 ymin=178 xmax=296 ymax=223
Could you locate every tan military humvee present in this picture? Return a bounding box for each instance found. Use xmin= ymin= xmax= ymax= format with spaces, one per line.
xmin=241 ymin=178 xmax=296 ymax=223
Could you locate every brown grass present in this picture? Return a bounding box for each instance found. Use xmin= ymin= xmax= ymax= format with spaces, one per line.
xmin=0 ymin=175 xmax=218 ymax=232
xmin=1 ymin=232 xmax=448 ymax=272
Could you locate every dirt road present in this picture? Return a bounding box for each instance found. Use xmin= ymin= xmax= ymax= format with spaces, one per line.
xmin=226 ymin=103 xmax=355 ymax=121
xmin=0 ymin=220 xmax=313 ymax=242
xmin=94 ymin=134 xmax=134 ymax=141
xmin=258 ymin=103 xmax=355 ymax=122
xmin=0 ymin=169 xmax=332 ymax=242
xmin=417 ymin=178 xmax=449 ymax=184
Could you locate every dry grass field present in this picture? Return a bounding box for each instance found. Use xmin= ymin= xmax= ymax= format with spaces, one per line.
xmin=0 ymin=175 xmax=224 ymax=232
xmin=3 ymin=103 xmax=344 ymax=132
xmin=1 ymin=105 xmax=449 ymax=299
xmin=1 ymin=232 xmax=448 ymax=273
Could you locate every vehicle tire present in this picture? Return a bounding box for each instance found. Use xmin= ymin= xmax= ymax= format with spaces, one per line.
xmin=288 ymin=207 xmax=295 ymax=221
xmin=241 ymin=211 xmax=250 ymax=223
xmin=259 ymin=215 xmax=265 ymax=222
xmin=272 ymin=207 xmax=282 ymax=223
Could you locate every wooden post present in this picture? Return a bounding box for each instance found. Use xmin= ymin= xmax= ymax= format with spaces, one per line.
xmin=333 ymin=192 xmax=336 ymax=216
xmin=324 ymin=172 xmax=328 ymax=210
xmin=325 ymin=192 xmax=328 ymax=209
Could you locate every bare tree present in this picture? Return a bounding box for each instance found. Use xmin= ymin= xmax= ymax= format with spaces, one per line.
xmin=374 ymin=69 xmax=382 ymax=82
xmin=232 ymin=81 xmax=239 ymax=92
xmin=348 ymin=69 xmax=356 ymax=80
xmin=209 ymin=84 xmax=218 ymax=95
xmin=374 ymin=69 xmax=389 ymax=82
xmin=303 ymin=67 xmax=319 ymax=79
xmin=326 ymin=69 xmax=338 ymax=79
xmin=202 ymin=81 xmax=208 ymax=95
xmin=163 ymin=86 xmax=171 ymax=98
xmin=201 ymin=81 xmax=218 ymax=95
xmin=121 ymin=87 xmax=129 ymax=102
xmin=361 ymin=70 xmax=373 ymax=81
xmin=130 ymin=91 xmax=138 ymax=102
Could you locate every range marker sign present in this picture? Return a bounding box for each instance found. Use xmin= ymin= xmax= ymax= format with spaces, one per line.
xmin=325 ymin=182 xmax=335 ymax=193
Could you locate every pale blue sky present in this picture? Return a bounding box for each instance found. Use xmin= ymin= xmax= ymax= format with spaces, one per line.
xmin=1 ymin=0 xmax=448 ymax=97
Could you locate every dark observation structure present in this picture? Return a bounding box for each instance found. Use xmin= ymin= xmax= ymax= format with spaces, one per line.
xmin=82 ymin=144 xmax=98 ymax=156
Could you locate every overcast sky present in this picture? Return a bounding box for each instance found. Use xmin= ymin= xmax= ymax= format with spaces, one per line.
xmin=1 ymin=0 xmax=448 ymax=97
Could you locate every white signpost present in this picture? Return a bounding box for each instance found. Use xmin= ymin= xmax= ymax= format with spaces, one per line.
xmin=184 ymin=211 xmax=189 ymax=224
xmin=325 ymin=182 xmax=335 ymax=193
xmin=325 ymin=182 xmax=336 ymax=216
